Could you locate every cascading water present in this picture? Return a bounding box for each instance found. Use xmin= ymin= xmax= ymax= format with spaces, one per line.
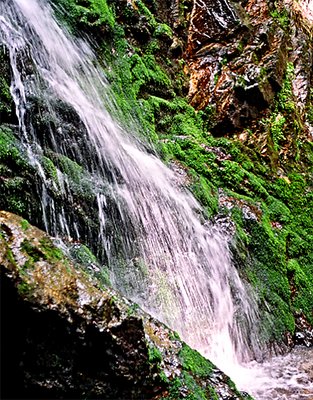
xmin=0 ymin=1 xmax=312 ymax=399
xmin=1 ymin=0 xmax=260 ymax=373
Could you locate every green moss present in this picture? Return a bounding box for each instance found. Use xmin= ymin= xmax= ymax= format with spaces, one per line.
xmin=262 ymin=62 xmax=296 ymax=152
xmin=97 ymin=266 xmax=111 ymax=287
xmin=277 ymin=63 xmax=295 ymax=113
xmin=270 ymin=113 xmax=286 ymax=151
xmin=270 ymin=7 xmax=290 ymax=30
xmin=145 ymin=39 xmax=160 ymax=55
xmin=162 ymin=377 xmax=182 ymax=399
xmin=130 ymin=54 xmax=172 ymax=96
xmin=47 ymin=152 xmax=94 ymax=201
xmin=262 ymin=62 xmax=301 ymax=153
xmin=169 ymin=330 xmax=181 ymax=341
xmin=57 ymin=155 xmax=83 ymax=184
xmin=287 ymin=258 xmax=313 ymax=319
xmin=55 ymin=0 xmax=115 ymax=32
xmin=148 ymin=345 xmax=163 ymax=364
xmin=265 ymin=196 xmax=290 ymax=223
xmin=154 ymin=23 xmax=173 ymax=39
xmin=0 ymin=127 xmax=26 ymax=167
xmin=127 ymin=302 xmax=139 ymax=316
xmin=20 ymin=237 xmax=67 ymax=267
xmin=74 ymin=245 xmax=107 ymax=273
xmin=135 ymin=0 xmax=157 ymax=28
xmin=0 ymin=76 xmax=12 ymax=115
xmin=190 ymin=175 xmax=218 ymax=217
xmin=0 ymin=129 xmax=33 ymax=210
xmin=70 ymin=243 xmax=97 ymax=265
xmin=287 ymin=259 xmax=308 ymax=288
xmin=78 ymin=0 xmax=115 ymax=28
xmin=20 ymin=219 xmax=30 ymax=231
xmin=221 ymin=160 xmax=245 ymax=188
xmin=181 ymin=373 xmax=210 ymax=400
xmin=271 ymin=293 xmax=295 ymax=334
xmin=20 ymin=240 xmax=45 ymax=266
xmin=231 ymin=207 xmax=251 ymax=248
xmin=228 ymin=195 xmax=309 ymax=340
xmin=0 ymin=49 xmax=14 ymax=122
xmin=0 ymin=126 xmax=40 ymax=218
xmin=17 ymin=281 xmax=32 ymax=296
xmin=162 ymin=373 xmax=219 ymax=400
xmin=179 ymin=344 xmax=214 ymax=377
xmin=38 ymin=237 xmax=64 ymax=262
xmin=4 ymin=177 xmax=25 ymax=191
xmin=41 ymin=156 xmax=58 ymax=182
xmin=6 ymin=198 xmax=26 ymax=215
xmin=3 ymin=247 xmax=17 ymax=268
xmin=69 ymin=243 xmax=111 ymax=286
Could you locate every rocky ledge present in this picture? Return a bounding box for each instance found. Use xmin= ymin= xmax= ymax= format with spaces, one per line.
xmin=0 ymin=211 xmax=252 ymax=399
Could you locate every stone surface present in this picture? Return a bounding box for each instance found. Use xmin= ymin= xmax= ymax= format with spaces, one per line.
xmin=0 ymin=46 xmax=17 ymax=124
xmin=185 ymin=0 xmax=312 ymax=137
xmin=294 ymin=312 xmax=313 ymax=347
xmin=0 ymin=211 xmax=251 ymax=399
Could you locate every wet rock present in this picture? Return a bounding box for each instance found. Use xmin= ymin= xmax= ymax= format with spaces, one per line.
xmin=185 ymin=0 xmax=312 ymax=135
xmin=187 ymin=0 xmax=240 ymax=52
xmin=0 ymin=211 xmax=252 ymax=400
xmin=294 ymin=313 xmax=313 ymax=347
xmin=200 ymin=145 xmax=232 ymax=161
xmin=290 ymin=7 xmax=313 ymax=111
xmin=0 ymin=46 xmax=17 ymax=124
xmin=218 ymin=190 xmax=262 ymax=222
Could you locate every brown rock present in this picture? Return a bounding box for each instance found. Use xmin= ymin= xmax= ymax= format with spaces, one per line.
xmin=0 ymin=211 xmax=251 ymax=400
xmin=184 ymin=0 xmax=309 ymax=135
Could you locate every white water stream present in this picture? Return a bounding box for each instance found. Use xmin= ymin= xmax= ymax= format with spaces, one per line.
xmin=0 ymin=1 xmax=312 ymax=398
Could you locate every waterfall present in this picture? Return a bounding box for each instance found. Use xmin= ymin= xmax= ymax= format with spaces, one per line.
xmin=0 ymin=0 xmax=262 ymax=386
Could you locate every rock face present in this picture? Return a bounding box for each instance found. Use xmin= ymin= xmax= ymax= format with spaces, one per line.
xmin=0 ymin=211 xmax=251 ymax=399
xmin=0 ymin=47 xmax=16 ymax=124
xmin=186 ymin=0 xmax=312 ymax=139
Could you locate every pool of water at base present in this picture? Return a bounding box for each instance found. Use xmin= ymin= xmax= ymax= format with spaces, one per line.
xmin=238 ymin=347 xmax=313 ymax=399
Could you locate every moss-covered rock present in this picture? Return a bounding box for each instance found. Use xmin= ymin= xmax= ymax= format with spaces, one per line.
xmin=0 ymin=47 xmax=16 ymax=124
xmin=0 ymin=211 xmax=252 ymax=399
xmin=0 ymin=126 xmax=41 ymax=219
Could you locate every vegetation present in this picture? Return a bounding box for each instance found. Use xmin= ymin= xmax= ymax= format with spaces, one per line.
xmin=0 ymin=0 xmax=312 ymax=350
xmin=54 ymin=0 xmax=312 ymax=341
xmin=179 ymin=344 xmax=214 ymax=377
xmin=0 ymin=127 xmax=37 ymax=216
xmin=161 ymin=344 xmax=251 ymax=399
xmin=269 ymin=8 xmax=290 ymax=30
